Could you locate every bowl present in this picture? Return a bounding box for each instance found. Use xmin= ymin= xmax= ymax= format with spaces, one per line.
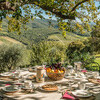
xmin=46 ymin=67 xmax=66 ymax=81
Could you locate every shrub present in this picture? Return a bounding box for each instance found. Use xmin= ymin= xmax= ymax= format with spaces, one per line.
xmin=88 ymin=22 xmax=100 ymax=52
xmin=66 ymin=40 xmax=95 ymax=67
xmin=0 ymin=44 xmax=31 ymax=72
xmin=31 ymin=41 xmax=67 ymax=66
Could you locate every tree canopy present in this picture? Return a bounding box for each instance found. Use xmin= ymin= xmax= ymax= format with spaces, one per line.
xmin=0 ymin=0 xmax=100 ymax=36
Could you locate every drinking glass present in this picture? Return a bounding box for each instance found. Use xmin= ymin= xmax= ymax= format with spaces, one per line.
xmin=57 ymin=84 xmax=62 ymax=93
xmin=93 ymin=72 xmax=99 ymax=79
xmin=15 ymin=72 xmax=20 ymax=78
xmin=78 ymin=82 xmax=85 ymax=90
xmin=68 ymin=80 xmax=74 ymax=91
xmin=24 ymin=81 xmax=30 ymax=89
xmin=29 ymin=81 xmax=33 ymax=89
xmin=42 ymin=62 xmax=47 ymax=69
xmin=21 ymin=76 xmax=26 ymax=82
xmin=14 ymin=85 xmax=19 ymax=89
xmin=75 ymin=73 xmax=78 ymax=77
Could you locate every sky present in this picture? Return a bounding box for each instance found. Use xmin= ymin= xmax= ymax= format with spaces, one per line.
xmin=95 ymin=1 xmax=100 ymax=19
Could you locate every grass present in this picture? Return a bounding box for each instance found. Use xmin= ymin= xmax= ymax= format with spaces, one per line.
xmin=0 ymin=36 xmax=21 ymax=44
xmin=0 ymin=36 xmax=23 ymax=45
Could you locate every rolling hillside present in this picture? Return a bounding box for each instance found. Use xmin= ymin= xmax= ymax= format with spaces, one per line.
xmin=0 ymin=36 xmax=23 ymax=45
xmin=0 ymin=19 xmax=87 ymax=47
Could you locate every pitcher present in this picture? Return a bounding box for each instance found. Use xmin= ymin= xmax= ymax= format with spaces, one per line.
xmin=36 ymin=67 xmax=45 ymax=83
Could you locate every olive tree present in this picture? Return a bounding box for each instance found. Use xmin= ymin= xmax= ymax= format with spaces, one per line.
xmin=0 ymin=44 xmax=31 ymax=71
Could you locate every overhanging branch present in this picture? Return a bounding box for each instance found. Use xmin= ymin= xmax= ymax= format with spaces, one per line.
xmin=0 ymin=0 xmax=89 ymax=20
xmin=71 ymin=0 xmax=89 ymax=12
xmin=28 ymin=0 xmax=75 ymax=19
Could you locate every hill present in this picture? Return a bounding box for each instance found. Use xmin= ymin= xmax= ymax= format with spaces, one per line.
xmin=0 ymin=36 xmax=23 ymax=45
xmin=0 ymin=19 xmax=87 ymax=48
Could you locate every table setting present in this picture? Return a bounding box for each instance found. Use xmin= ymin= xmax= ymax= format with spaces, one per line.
xmin=0 ymin=63 xmax=100 ymax=100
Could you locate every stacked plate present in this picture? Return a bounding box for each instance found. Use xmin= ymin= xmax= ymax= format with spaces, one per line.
xmin=0 ymin=72 xmax=12 ymax=78
xmin=72 ymin=90 xmax=92 ymax=98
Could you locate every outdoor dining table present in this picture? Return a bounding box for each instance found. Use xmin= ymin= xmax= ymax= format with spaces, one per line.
xmin=0 ymin=68 xmax=100 ymax=100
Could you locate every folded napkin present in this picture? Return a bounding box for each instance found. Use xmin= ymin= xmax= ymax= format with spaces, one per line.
xmin=81 ymin=70 xmax=87 ymax=73
xmin=44 ymin=68 xmax=46 ymax=70
xmin=5 ymin=84 xmax=11 ymax=86
xmin=62 ymin=91 xmax=75 ymax=100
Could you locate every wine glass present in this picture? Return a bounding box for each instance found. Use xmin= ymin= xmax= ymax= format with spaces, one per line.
xmin=42 ymin=62 xmax=47 ymax=69
xmin=24 ymin=80 xmax=30 ymax=89
xmin=21 ymin=76 xmax=26 ymax=82
xmin=57 ymin=84 xmax=62 ymax=93
xmin=29 ymin=81 xmax=35 ymax=92
xmin=93 ymin=72 xmax=99 ymax=79
xmin=78 ymin=82 xmax=86 ymax=90
xmin=14 ymin=72 xmax=20 ymax=78
xmin=68 ymin=80 xmax=74 ymax=92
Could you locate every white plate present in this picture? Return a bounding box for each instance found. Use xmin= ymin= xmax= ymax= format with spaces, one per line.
xmin=72 ymin=90 xmax=92 ymax=98
xmin=0 ymin=72 xmax=12 ymax=77
xmin=74 ymin=78 xmax=81 ymax=81
xmin=2 ymin=86 xmax=19 ymax=93
xmin=92 ymin=88 xmax=100 ymax=92
xmin=81 ymin=79 xmax=88 ymax=82
xmin=85 ymin=83 xmax=94 ymax=86
xmin=22 ymin=68 xmax=28 ymax=71
xmin=71 ymin=84 xmax=78 ymax=88
xmin=65 ymin=76 xmax=74 ymax=79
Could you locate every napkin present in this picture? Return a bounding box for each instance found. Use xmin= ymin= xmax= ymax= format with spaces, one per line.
xmin=5 ymin=84 xmax=11 ymax=86
xmin=62 ymin=91 xmax=75 ymax=100
xmin=81 ymin=70 xmax=87 ymax=73
xmin=44 ymin=68 xmax=46 ymax=70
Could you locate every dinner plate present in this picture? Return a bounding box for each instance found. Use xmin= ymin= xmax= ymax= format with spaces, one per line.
xmin=64 ymin=76 xmax=75 ymax=79
xmin=0 ymin=73 xmax=12 ymax=78
xmin=85 ymin=82 xmax=94 ymax=86
xmin=2 ymin=86 xmax=19 ymax=93
xmin=92 ymin=88 xmax=100 ymax=92
xmin=22 ymin=68 xmax=28 ymax=71
xmin=74 ymin=78 xmax=81 ymax=81
xmin=81 ymin=79 xmax=88 ymax=82
xmin=72 ymin=90 xmax=92 ymax=98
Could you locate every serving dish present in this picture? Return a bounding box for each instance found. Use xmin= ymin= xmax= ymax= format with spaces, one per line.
xmin=39 ymin=84 xmax=58 ymax=92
